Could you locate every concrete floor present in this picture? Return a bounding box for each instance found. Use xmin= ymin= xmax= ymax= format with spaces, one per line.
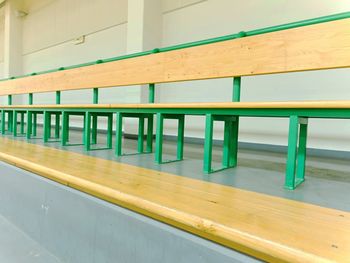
xmin=0 ymin=215 xmax=61 ymax=263
xmin=11 ymin=127 xmax=350 ymax=212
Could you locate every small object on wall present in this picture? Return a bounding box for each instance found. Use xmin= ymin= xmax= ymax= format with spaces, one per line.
xmin=15 ymin=10 xmax=28 ymax=17
xmin=73 ymin=35 xmax=85 ymax=45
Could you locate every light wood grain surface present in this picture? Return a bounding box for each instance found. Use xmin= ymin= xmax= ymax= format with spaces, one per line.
xmin=0 ymin=17 xmax=350 ymax=96
xmin=0 ymin=137 xmax=349 ymax=262
xmin=3 ymin=100 xmax=350 ymax=109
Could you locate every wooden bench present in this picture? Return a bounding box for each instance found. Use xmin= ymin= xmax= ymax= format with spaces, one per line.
xmin=0 ymin=137 xmax=349 ymax=263
xmin=1 ymin=12 xmax=350 ymax=189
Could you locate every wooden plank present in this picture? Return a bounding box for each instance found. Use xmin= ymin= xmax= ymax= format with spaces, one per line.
xmin=0 ymin=137 xmax=349 ymax=263
xmin=3 ymin=100 xmax=350 ymax=109
xmin=1 ymin=18 xmax=350 ymax=96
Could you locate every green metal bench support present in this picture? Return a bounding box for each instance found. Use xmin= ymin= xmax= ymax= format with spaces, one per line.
xmin=61 ymin=111 xmax=86 ymax=146
xmin=285 ymin=116 xmax=308 ymax=190
xmin=155 ymin=113 xmax=185 ymax=164
xmin=1 ymin=110 xmax=13 ymax=134
xmin=115 ymin=112 xmax=154 ymax=156
xmin=1 ymin=95 xmax=14 ymax=134
xmin=203 ymin=114 xmax=238 ymax=173
xmin=12 ymin=110 xmax=26 ymax=137
xmin=84 ymin=111 xmax=113 ymax=151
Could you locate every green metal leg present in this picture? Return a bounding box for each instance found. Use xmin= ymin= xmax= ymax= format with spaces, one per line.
xmin=55 ymin=113 xmax=60 ymax=139
xmin=1 ymin=110 xmax=5 ymax=135
xmin=204 ymin=115 xmax=237 ymax=173
xmin=231 ymin=118 xmax=239 ymax=167
xmin=66 ymin=114 xmax=70 ymax=142
xmin=146 ymin=115 xmax=154 ymax=153
xmin=155 ymin=113 xmax=164 ymax=163
xmin=285 ymin=116 xmax=308 ymax=190
xmin=33 ymin=113 xmax=37 ymax=137
xmin=138 ymin=117 xmax=145 ymax=153
xmin=12 ymin=111 xmax=17 ymax=137
xmin=296 ymin=119 xmax=308 ymax=184
xmin=26 ymin=111 xmax=32 ymax=139
xmin=61 ymin=112 xmax=69 ymax=146
xmin=92 ymin=115 xmax=98 ymax=145
xmin=115 ymin=112 xmax=123 ymax=156
xmin=8 ymin=111 xmax=13 ymax=132
xmin=222 ymin=120 xmax=233 ymax=168
xmin=222 ymin=118 xmax=238 ymax=168
xmin=155 ymin=114 xmax=185 ymax=164
xmin=43 ymin=111 xmax=50 ymax=143
xmin=177 ymin=115 xmax=185 ymax=160
xmin=107 ymin=114 xmax=113 ymax=149
xmin=203 ymin=114 xmax=214 ymax=173
xmin=20 ymin=112 xmax=25 ymax=135
xmin=84 ymin=112 xmax=91 ymax=151
xmin=48 ymin=113 xmax=52 ymax=139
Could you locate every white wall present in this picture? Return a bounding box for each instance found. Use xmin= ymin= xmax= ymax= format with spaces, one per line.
xmin=160 ymin=0 xmax=350 ymax=151
xmin=21 ymin=0 xmax=130 ymax=105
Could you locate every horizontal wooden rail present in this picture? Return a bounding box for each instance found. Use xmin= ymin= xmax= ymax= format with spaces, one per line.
xmin=0 ymin=18 xmax=350 ymax=96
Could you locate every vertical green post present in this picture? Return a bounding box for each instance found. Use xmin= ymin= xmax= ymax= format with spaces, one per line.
xmin=203 ymin=114 xmax=214 ymax=173
xmin=28 ymin=93 xmax=33 ymax=105
xmin=8 ymin=111 xmax=13 ymax=132
xmin=147 ymin=83 xmax=155 ymax=152
xmin=26 ymin=111 xmax=32 ymax=139
xmin=146 ymin=115 xmax=154 ymax=152
xmin=84 ymin=112 xmax=91 ymax=151
xmin=138 ymin=117 xmax=145 ymax=153
xmin=43 ymin=111 xmax=50 ymax=143
xmin=61 ymin=112 xmax=68 ymax=146
xmin=33 ymin=113 xmax=37 ymax=137
xmin=155 ymin=113 xmax=164 ymax=163
xmin=107 ymin=114 xmax=113 ymax=149
xmin=296 ymin=119 xmax=308 ymax=183
xmin=20 ymin=112 xmax=25 ymax=134
xmin=55 ymin=91 xmax=61 ymax=140
xmin=92 ymin=88 xmax=99 ymax=144
xmin=54 ymin=113 xmax=60 ymax=139
xmin=177 ymin=115 xmax=185 ymax=160
xmin=232 ymin=76 xmax=241 ymax=167
xmin=232 ymin=77 xmax=241 ymax=102
xmin=115 ymin=112 xmax=123 ymax=156
xmin=93 ymin=88 xmax=99 ymax=104
xmin=222 ymin=120 xmax=233 ymax=168
xmin=285 ymin=115 xmax=299 ymax=190
xmin=56 ymin=91 xmax=61 ymax=104
xmin=149 ymin=84 xmax=155 ymax=103
xmin=12 ymin=111 xmax=17 ymax=137
xmin=1 ymin=111 xmax=5 ymax=135
xmin=8 ymin=95 xmax=12 ymax=105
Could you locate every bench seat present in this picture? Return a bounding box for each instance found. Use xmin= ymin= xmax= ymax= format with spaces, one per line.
xmin=3 ymin=100 xmax=350 ymax=109
xmin=0 ymin=137 xmax=349 ymax=263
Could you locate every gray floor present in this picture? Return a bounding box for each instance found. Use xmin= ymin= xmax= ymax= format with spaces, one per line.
xmin=11 ymin=127 xmax=350 ymax=212
xmin=0 ymin=215 xmax=61 ymax=263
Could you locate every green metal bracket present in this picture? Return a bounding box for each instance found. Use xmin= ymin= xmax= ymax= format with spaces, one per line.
xmin=115 ymin=112 xmax=154 ymax=156
xmin=56 ymin=91 xmax=61 ymax=104
xmin=149 ymin=84 xmax=155 ymax=103
xmin=155 ymin=113 xmax=185 ymax=164
xmin=285 ymin=116 xmax=308 ymax=190
xmin=29 ymin=93 xmax=33 ymax=105
xmin=84 ymin=112 xmax=113 ymax=151
xmin=203 ymin=114 xmax=238 ymax=173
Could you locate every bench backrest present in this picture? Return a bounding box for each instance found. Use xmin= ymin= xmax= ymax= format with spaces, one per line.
xmin=0 ymin=16 xmax=350 ymax=97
